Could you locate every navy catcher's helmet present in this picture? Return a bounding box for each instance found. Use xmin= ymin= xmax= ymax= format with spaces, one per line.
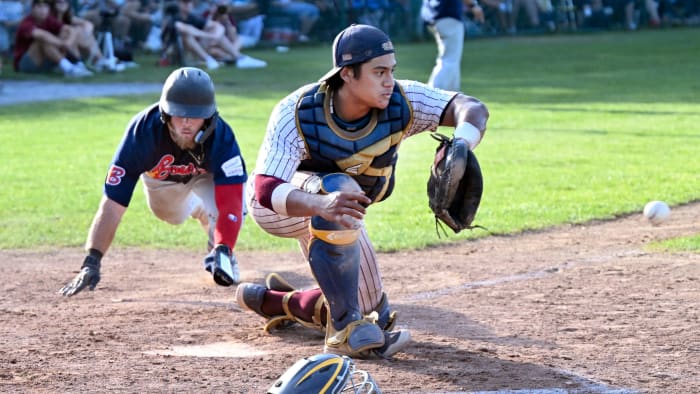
xmin=159 ymin=67 xmax=217 ymax=119
xmin=267 ymin=353 xmax=381 ymax=394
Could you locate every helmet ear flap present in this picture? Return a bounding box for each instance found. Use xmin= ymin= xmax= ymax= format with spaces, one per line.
xmin=160 ymin=111 xmax=171 ymax=125
xmin=159 ymin=108 xmax=216 ymax=145
xmin=194 ymin=111 xmax=219 ymax=144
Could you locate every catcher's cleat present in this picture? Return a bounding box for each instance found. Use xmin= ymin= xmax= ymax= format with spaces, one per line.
xmin=324 ymin=316 xmax=385 ymax=357
xmin=235 ymin=282 xmax=269 ymax=317
xmin=374 ymin=328 xmax=411 ymax=358
xmin=265 ymin=272 xmax=295 ymax=292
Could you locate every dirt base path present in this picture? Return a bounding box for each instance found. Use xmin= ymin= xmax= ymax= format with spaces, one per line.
xmin=2 ymin=203 xmax=698 ymax=393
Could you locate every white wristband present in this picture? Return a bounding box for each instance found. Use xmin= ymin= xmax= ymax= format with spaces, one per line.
xmin=454 ymin=122 xmax=482 ymax=150
xmin=271 ymin=183 xmax=299 ymax=216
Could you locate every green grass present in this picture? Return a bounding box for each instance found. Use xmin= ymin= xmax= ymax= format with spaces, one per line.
xmin=648 ymin=234 xmax=700 ymax=252
xmin=1 ymin=28 xmax=699 ymax=252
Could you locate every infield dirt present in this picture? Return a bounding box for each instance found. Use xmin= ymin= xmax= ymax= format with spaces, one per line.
xmin=1 ymin=202 xmax=698 ymax=393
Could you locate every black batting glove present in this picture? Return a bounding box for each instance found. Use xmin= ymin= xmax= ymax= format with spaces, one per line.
xmin=59 ymin=251 xmax=102 ymax=296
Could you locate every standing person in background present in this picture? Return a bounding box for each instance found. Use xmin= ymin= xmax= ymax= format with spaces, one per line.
xmin=235 ymin=24 xmax=489 ymax=358
xmin=421 ymin=0 xmax=481 ymax=91
xmin=59 ymin=67 xmax=248 ymax=297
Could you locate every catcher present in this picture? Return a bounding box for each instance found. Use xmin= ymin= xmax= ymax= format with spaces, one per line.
xmin=59 ymin=67 xmax=248 ymax=297
xmin=236 ymin=24 xmax=489 ymax=359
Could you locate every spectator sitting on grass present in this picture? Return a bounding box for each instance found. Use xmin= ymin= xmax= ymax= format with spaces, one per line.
xmin=166 ymin=0 xmax=266 ymax=70
xmin=50 ymin=0 xmax=125 ymax=71
xmin=267 ymin=0 xmax=320 ymax=42
xmin=13 ymin=0 xmax=93 ymax=77
xmin=202 ymin=0 xmax=267 ymax=67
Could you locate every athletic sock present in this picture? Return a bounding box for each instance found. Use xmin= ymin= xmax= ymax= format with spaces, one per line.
xmin=290 ymin=288 xmax=326 ymax=325
xmin=261 ymin=288 xmax=327 ymax=325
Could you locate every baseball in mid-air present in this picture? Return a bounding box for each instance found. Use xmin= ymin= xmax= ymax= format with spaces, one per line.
xmin=643 ymin=200 xmax=671 ymax=225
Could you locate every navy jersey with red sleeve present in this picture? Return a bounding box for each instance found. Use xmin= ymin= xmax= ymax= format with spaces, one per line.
xmin=104 ymin=103 xmax=248 ymax=207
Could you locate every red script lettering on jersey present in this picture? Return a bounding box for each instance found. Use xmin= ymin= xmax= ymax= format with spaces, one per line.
xmin=146 ymin=155 xmax=207 ymax=180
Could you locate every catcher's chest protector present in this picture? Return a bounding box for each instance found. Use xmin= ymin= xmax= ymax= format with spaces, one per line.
xmin=296 ymin=83 xmax=412 ymax=202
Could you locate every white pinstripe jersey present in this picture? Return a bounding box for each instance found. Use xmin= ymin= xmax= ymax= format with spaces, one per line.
xmin=253 ymin=79 xmax=458 ymax=184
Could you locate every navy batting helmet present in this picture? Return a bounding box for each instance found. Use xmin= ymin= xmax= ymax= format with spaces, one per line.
xmin=159 ymin=67 xmax=216 ymax=119
xmin=267 ymin=353 xmax=381 ymax=394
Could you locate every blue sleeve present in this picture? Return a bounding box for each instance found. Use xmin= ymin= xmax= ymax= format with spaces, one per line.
xmin=103 ymin=109 xmax=156 ymax=207
xmin=207 ymin=118 xmax=248 ymax=186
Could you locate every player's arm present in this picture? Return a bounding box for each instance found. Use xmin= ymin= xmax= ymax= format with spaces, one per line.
xmin=85 ymin=196 xmax=128 ymax=256
xmin=60 ymin=136 xmax=140 ymax=296
xmin=440 ymin=93 xmax=489 ymax=150
xmin=59 ymin=196 xmax=127 ymax=297
xmin=255 ymin=174 xmax=370 ymax=228
xmin=251 ymin=88 xmax=372 ymax=225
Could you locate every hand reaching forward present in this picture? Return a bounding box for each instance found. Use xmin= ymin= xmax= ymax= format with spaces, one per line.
xmin=59 ymin=255 xmax=101 ymax=296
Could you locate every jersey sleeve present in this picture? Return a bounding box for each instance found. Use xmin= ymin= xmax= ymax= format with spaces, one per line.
xmin=208 ymin=118 xmax=248 ymax=185
xmin=252 ymin=85 xmax=309 ymax=182
xmin=103 ymin=110 xmax=155 ymax=207
xmin=398 ymin=79 xmax=459 ymax=137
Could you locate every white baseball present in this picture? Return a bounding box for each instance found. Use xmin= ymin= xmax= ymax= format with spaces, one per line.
xmin=643 ymin=201 xmax=671 ymax=225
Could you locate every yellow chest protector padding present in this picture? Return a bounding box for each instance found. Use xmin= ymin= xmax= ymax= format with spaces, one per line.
xmin=295 ymin=83 xmax=414 ymax=203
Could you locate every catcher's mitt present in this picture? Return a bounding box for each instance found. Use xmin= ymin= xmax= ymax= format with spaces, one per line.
xmin=427 ymin=133 xmax=484 ymax=235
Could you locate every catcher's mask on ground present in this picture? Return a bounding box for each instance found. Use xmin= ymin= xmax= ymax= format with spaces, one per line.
xmin=159 ymin=67 xmax=218 ymax=143
xmin=266 ymin=353 xmax=381 ymax=394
